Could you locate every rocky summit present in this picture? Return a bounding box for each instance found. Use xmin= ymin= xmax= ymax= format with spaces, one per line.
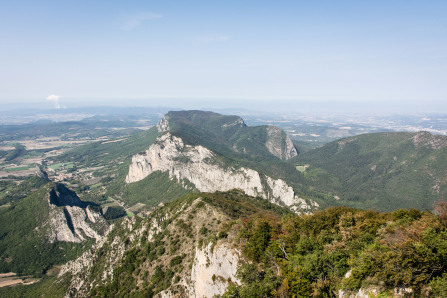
xmin=125 ymin=132 xmax=317 ymax=213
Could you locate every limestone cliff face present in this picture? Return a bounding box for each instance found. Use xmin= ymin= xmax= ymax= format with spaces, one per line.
xmin=60 ymin=197 xmax=243 ymax=298
xmin=221 ymin=117 xmax=245 ymax=128
xmin=265 ymin=125 xmax=298 ymax=160
xmin=126 ymin=133 xmax=317 ymax=212
xmin=157 ymin=112 xmax=297 ymax=160
xmin=46 ymin=184 xmax=107 ymax=243
xmin=157 ymin=115 xmax=170 ymax=132
xmin=59 ymin=222 xmax=124 ymax=297
xmin=190 ymin=243 xmax=240 ymax=298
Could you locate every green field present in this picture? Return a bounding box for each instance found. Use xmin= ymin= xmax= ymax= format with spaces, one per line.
xmin=49 ymin=162 xmax=74 ymax=170
xmin=5 ymin=166 xmax=30 ymax=172
xmin=295 ymin=164 xmax=309 ymax=172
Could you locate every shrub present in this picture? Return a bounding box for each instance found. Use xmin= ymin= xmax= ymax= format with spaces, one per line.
xmin=170 ymin=255 xmax=183 ymax=267
xmin=199 ymin=226 xmax=208 ymax=235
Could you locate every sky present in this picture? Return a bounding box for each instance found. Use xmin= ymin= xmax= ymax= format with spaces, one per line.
xmin=0 ymin=0 xmax=446 ymax=113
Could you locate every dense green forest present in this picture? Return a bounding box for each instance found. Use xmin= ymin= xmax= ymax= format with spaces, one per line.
xmin=165 ymin=111 xmax=301 ymax=177
xmin=3 ymin=144 xmax=26 ymax=161
xmin=2 ymin=111 xmax=447 ymax=297
xmin=223 ymin=201 xmax=447 ymax=297
xmin=0 ymin=177 xmax=92 ymax=276
xmin=106 ymin=170 xmax=196 ymax=207
xmin=295 ymin=131 xmax=447 ymax=211
xmin=8 ymin=191 xmax=442 ymax=297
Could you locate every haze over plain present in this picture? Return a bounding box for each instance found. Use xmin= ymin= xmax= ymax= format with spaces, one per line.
xmin=0 ymin=0 xmax=446 ymax=114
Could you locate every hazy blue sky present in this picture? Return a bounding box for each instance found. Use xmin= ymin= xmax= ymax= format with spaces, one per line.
xmin=1 ymin=0 xmax=446 ymax=113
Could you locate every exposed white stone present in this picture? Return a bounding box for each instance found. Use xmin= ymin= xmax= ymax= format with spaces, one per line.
xmin=157 ymin=115 xmax=170 ymax=132
xmin=265 ymin=126 xmax=298 ymax=160
xmin=125 ymin=133 xmax=317 ymax=212
xmin=265 ymin=176 xmax=297 ymax=206
xmin=190 ymin=243 xmax=240 ymax=298
xmin=222 ymin=118 xmax=245 ymax=128
xmin=284 ymin=134 xmax=298 ymax=159
xmin=47 ymin=202 xmax=106 ymax=243
xmin=147 ymin=217 xmax=162 ymax=241
xmin=338 ymin=287 xmax=380 ymax=298
xmin=59 ymin=224 xmax=114 ymax=278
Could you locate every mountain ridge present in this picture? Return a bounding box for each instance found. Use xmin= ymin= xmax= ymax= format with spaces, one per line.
xmin=125 ymin=132 xmax=318 ymax=213
xmin=2 ymin=111 xmax=447 ymax=296
xmin=46 ymin=191 xmax=447 ymax=297
xmin=0 ymin=177 xmax=107 ymax=276
xmin=296 ymin=130 xmax=447 ymax=211
xmin=158 ymin=110 xmax=298 ymax=160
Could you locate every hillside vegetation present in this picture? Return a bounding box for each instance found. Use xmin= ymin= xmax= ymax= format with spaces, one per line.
xmin=54 ymin=126 xmax=160 ymax=168
xmin=49 ymin=112 xmax=447 ymax=214
xmin=2 ymin=109 xmax=447 ymax=296
xmin=51 ymin=111 xmax=306 ymax=213
xmin=295 ymin=131 xmax=447 ymax=211
xmin=165 ymin=110 xmax=277 ymax=158
xmin=224 ymin=201 xmax=447 ymax=297
xmin=163 ymin=111 xmax=300 ymax=176
xmin=4 ymin=191 xmax=445 ymax=297
xmin=0 ymin=177 xmax=94 ymax=276
xmin=93 ymin=192 xmax=447 ymax=297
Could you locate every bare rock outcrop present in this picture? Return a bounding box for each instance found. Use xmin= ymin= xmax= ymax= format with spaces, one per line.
xmin=411 ymin=131 xmax=447 ymax=149
xmin=190 ymin=243 xmax=240 ymax=297
xmin=265 ymin=125 xmax=298 ymax=160
xmin=46 ymin=184 xmax=107 ymax=243
xmin=157 ymin=115 xmax=170 ymax=132
xmin=60 ymin=197 xmax=243 ymax=298
xmin=125 ymin=133 xmax=317 ymax=212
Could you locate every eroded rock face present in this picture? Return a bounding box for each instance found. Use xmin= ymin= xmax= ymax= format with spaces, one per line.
xmin=265 ymin=126 xmax=298 ymax=160
xmin=157 ymin=115 xmax=170 ymax=133
xmin=190 ymin=243 xmax=240 ymax=298
xmin=411 ymin=131 xmax=447 ymax=149
xmin=157 ymin=113 xmax=297 ymax=161
xmin=60 ymin=198 xmax=242 ymax=298
xmin=46 ymin=185 xmax=107 ymax=243
xmin=222 ymin=117 xmax=245 ymax=128
xmin=125 ymin=133 xmax=318 ymax=212
xmin=59 ymin=217 xmax=139 ymax=297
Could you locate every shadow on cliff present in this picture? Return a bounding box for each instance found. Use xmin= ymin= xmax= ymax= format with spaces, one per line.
xmin=49 ymin=183 xmax=99 ymax=210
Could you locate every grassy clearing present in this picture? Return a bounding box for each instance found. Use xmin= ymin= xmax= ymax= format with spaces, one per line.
xmin=295 ymin=164 xmax=309 ymax=172
xmin=49 ymin=163 xmax=62 ymax=170
xmin=48 ymin=162 xmax=74 ymax=171
xmin=5 ymin=167 xmax=30 ymax=172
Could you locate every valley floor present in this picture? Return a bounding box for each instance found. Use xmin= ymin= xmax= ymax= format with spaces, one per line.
xmin=0 ymin=273 xmax=40 ymax=288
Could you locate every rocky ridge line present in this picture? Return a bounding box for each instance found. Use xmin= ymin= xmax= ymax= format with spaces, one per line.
xmin=46 ymin=185 xmax=107 ymax=243
xmin=125 ymin=133 xmax=318 ymax=213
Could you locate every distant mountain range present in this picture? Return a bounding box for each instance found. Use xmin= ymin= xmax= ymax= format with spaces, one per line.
xmin=53 ymin=110 xmax=447 ymax=213
xmin=1 ymin=110 xmax=447 ymax=296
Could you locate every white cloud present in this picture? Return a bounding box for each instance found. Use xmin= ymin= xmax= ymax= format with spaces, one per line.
xmin=46 ymin=94 xmax=61 ymax=109
xmin=123 ymin=12 xmax=163 ymax=30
